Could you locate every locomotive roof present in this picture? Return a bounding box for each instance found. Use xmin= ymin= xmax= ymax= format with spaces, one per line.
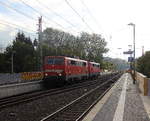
xmin=46 ymin=56 xmax=87 ymax=62
xmin=45 ymin=56 xmax=100 ymax=65
xmin=89 ymin=61 xmax=100 ymax=65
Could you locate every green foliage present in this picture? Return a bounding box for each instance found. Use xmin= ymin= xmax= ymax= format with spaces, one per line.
xmin=103 ymin=57 xmax=129 ymax=71
xmin=0 ymin=53 xmax=9 ymax=72
xmin=1 ymin=27 xmax=109 ymax=73
xmin=136 ymin=51 xmax=150 ymax=77
xmin=101 ymin=61 xmax=115 ymax=71
xmin=42 ymin=28 xmax=108 ymax=64
xmin=2 ymin=32 xmax=37 ymax=73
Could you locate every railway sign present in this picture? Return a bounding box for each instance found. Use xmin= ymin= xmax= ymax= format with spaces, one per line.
xmin=123 ymin=50 xmax=133 ymax=54
xmin=128 ymin=57 xmax=134 ymax=62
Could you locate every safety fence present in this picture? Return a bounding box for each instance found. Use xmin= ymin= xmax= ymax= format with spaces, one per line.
xmin=0 ymin=72 xmax=43 ymax=85
xmin=21 ymin=72 xmax=43 ymax=81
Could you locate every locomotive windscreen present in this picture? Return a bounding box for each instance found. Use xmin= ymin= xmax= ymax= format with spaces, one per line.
xmin=47 ymin=58 xmax=64 ymax=65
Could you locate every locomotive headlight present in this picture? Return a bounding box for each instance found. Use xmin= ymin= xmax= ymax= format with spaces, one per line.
xmin=45 ymin=73 xmax=48 ymax=76
xmin=58 ymin=73 xmax=62 ymax=76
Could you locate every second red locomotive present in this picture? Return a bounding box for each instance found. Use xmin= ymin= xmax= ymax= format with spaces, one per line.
xmin=43 ymin=56 xmax=100 ymax=86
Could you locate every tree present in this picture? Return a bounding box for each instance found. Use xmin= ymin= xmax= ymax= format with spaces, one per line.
xmin=42 ymin=28 xmax=108 ymax=63
xmin=102 ymin=57 xmax=129 ymax=71
xmin=136 ymin=51 xmax=150 ymax=77
xmin=79 ymin=32 xmax=108 ymax=62
xmin=4 ymin=32 xmax=36 ymax=72
xmin=0 ymin=53 xmax=8 ymax=72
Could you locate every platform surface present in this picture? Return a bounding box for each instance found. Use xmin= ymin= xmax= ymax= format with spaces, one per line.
xmin=82 ymin=73 xmax=150 ymax=121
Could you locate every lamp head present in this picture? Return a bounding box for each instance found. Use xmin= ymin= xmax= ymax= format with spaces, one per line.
xmin=128 ymin=23 xmax=135 ymax=26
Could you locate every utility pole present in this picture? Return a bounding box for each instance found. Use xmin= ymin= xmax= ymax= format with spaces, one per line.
xmin=38 ymin=16 xmax=43 ymax=71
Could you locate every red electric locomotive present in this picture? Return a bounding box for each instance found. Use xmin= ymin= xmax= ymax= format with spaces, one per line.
xmin=88 ymin=62 xmax=100 ymax=78
xmin=43 ymin=56 xmax=88 ymax=86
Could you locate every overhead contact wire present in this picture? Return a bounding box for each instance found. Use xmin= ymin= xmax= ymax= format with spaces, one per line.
xmin=65 ymin=0 xmax=94 ymax=33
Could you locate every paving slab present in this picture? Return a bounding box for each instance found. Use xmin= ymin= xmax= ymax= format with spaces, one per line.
xmin=82 ymin=73 xmax=150 ymax=121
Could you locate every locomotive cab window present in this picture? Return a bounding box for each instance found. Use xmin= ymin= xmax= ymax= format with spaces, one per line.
xmin=55 ymin=58 xmax=64 ymax=65
xmin=67 ymin=60 xmax=71 ymax=65
xmin=78 ymin=62 xmax=82 ymax=66
xmin=47 ymin=58 xmax=54 ymax=65
xmin=83 ymin=62 xmax=86 ymax=66
xmin=70 ymin=60 xmax=76 ymax=65
xmin=47 ymin=58 xmax=64 ymax=65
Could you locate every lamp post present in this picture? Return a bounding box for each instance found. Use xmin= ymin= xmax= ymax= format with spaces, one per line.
xmin=128 ymin=23 xmax=136 ymax=84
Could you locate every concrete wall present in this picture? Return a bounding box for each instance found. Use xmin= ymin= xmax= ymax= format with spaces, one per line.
xmin=148 ymin=78 xmax=150 ymax=96
xmin=0 ymin=80 xmax=43 ymax=99
xmin=135 ymin=72 xmax=149 ymax=96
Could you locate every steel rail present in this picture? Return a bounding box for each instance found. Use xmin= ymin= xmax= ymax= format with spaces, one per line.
xmin=40 ymin=73 xmax=122 ymax=121
xmin=0 ymin=74 xmax=111 ymax=109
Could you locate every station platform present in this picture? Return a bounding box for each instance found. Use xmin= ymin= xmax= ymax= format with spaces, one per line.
xmin=82 ymin=73 xmax=150 ymax=121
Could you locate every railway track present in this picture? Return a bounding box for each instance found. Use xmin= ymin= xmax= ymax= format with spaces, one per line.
xmin=40 ymin=74 xmax=121 ymax=121
xmin=0 ymin=73 xmax=120 ymax=109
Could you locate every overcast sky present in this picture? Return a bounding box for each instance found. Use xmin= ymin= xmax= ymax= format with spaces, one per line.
xmin=0 ymin=0 xmax=150 ymax=59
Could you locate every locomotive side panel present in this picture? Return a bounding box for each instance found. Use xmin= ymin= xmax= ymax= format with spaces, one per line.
xmin=88 ymin=62 xmax=100 ymax=78
xmin=65 ymin=58 xmax=88 ymax=81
